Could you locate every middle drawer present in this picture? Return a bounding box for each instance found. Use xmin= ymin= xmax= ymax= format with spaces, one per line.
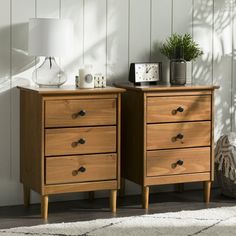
xmin=45 ymin=126 xmax=116 ymax=156
xmin=147 ymin=121 xmax=211 ymax=150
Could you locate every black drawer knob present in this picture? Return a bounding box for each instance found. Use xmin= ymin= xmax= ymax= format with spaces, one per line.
xmin=172 ymin=106 xmax=184 ymax=115
xmin=172 ymin=133 xmax=184 ymax=142
xmin=71 ymin=138 xmax=86 ymax=147
xmin=72 ymin=110 xmax=86 ymax=119
xmin=78 ymin=138 xmax=86 ymax=144
xmin=176 ymin=160 xmax=184 ymax=166
xmin=72 ymin=166 xmax=86 ymax=176
xmin=78 ymin=166 xmax=86 ymax=172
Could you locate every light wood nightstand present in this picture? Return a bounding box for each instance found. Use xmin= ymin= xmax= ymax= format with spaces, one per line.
xmin=115 ymin=83 xmax=219 ymax=209
xmin=18 ymin=86 xmax=125 ymax=219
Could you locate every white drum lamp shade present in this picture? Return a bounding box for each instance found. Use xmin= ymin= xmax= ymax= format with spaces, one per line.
xmin=28 ymin=18 xmax=73 ymax=57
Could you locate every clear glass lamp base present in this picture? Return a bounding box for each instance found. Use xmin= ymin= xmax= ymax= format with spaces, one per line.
xmin=32 ymin=57 xmax=67 ymax=87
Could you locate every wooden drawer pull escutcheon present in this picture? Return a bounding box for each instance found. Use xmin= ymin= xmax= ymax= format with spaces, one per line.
xmin=72 ymin=166 xmax=86 ymax=176
xmin=172 ymin=106 xmax=184 ymax=115
xmin=71 ymin=138 xmax=86 ymax=147
xmin=172 ymin=133 xmax=184 ymax=142
xmin=72 ymin=110 xmax=86 ymax=119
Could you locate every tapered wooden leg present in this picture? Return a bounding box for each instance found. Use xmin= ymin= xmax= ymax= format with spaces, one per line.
xmin=175 ymin=183 xmax=184 ymax=193
xmin=88 ymin=191 xmax=95 ymax=201
xmin=119 ymin=177 xmax=125 ymax=197
xmin=110 ymin=190 xmax=117 ymax=213
xmin=41 ymin=195 xmax=49 ymax=219
xmin=204 ymin=181 xmax=211 ymax=203
xmin=142 ymin=186 xmax=149 ymax=209
xmin=23 ymin=185 xmax=30 ymax=208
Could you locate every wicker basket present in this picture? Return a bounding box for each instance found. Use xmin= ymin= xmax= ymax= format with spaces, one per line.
xmin=215 ymin=134 xmax=236 ymax=198
xmin=216 ymin=163 xmax=236 ymax=198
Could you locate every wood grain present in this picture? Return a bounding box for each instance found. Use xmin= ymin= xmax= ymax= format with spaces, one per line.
xmin=43 ymin=180 xmax=118 ymax=195
xmin=45 ymin=126 xmax=116 ymax=156
xmin=46 ymin=154 xmax=117 ymax=185
xmin=204 ymin=181 xmax=211 ymax=203
xmin=19 ymin=86 xmax=123 ymax=218
xmin=115 ymin=82 xmax=219 ymax=92
xmin=142 ymin=186 xmax=149 ymax=209
xmin=20 ymin=90 xmax=43 ymax=194
xmin=147 ymin=95 xmax=211 ymax=123
xmin=45 ymin=99 xmax=116 ymax=127
xmin=121 ymin=90 xmax=144 ymax=185
xmin=41 ymin=195 xmax=48 ymax=220
xmin=147 ymin=121 xmax=211 ymax=150
xmin=110 ymin=190 xmax=117 ymax=213
xmin=17 ymin=86 xmax=125 ymax=95
xmin=146 ymin=147 xmax=210 ymax=177
xmin=115 ymin=83 xmax=218 ymax=209
xmin=146 ymin=172 xmax=211 ymax=186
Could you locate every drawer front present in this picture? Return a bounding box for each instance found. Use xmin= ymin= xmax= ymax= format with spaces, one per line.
xmin=146 ymin=147 xmax=210 ymax=177
xmin=147 ymin=121 xmax=211 ymax=150
xmin=147 ymin=95 xmax=211 ymax=123
xmin=45 ymin=126 xmax=116 ymax=156
xmin=46 ymin=154 xmax=117 ymax=184
xmin=45 ymin=99 xmax=116 ymax=127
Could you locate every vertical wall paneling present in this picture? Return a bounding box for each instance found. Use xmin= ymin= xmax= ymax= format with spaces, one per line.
xmin=0 ymin=0 xmax=236 ymax=207
xmin=61 ymin=0 xmax=84 ymax=84
xmin=0 ymin=0 xmax=11 ymax=184
xmin=106 ymin=0 xmax=129 ymax=82
xmin=232 ymin=0 xmax=236 ymax=131
xmin=129 ymin=0 xmax=151 ymax=63
xmin=173 ymin=0 xmax=193 ymax=83
xmin=11 ymin=0 xmax=36 ymax=188
xmin=192 ymin=0 xmax=213 ymax=86
xmin=84 ymin=0 xmax=107 ymax=75
xmin=36 ymin=0 xmax=60 ymax=18
xmin=213 ymin=0 xmax=233 ymax=140
xmin=151 ymin=0 xmax=172 ymax=83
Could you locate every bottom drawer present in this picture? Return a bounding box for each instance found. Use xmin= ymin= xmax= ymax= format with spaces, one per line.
xmin=46 ymin=154 xmax=117 ymax=185
xmin=146 ymin=147 xmax=210 ymax=177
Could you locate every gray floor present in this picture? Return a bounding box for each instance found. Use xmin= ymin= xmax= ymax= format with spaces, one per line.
xmin=0 ymin=188 xmax=235 ymax=230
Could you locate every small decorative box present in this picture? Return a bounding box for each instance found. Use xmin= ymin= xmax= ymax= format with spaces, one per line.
xmin=94 ymin=74 xmax=106 ymax=88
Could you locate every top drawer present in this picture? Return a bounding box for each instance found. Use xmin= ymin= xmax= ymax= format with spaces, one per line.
xmin=147 ymin=95 xmax=211 ymax=123
xmin=45 ymin=98 xmax=117 ymax=127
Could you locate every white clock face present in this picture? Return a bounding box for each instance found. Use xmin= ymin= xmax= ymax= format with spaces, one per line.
xmin=135 ymin=63 xmax=159 ymax=82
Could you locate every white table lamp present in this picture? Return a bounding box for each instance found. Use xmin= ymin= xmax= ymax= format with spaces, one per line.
xmin=28 ymin=18 xmax=73 ymax=87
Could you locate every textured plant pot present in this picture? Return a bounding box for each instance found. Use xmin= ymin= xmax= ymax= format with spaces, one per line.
xmin=170 ymin=60 xmax=186 ymax=85
xmin=186 ymin=61 xmax=192 ymax=84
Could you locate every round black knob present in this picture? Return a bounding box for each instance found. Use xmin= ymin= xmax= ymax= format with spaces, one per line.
xmin=176 ymin=133 xmax=184 ymax=140
xmin=78 ymin=166 xmax=86 ymax=172
xmin=176 ymin=160 xmax=184 ymax=166
xmin=72 ymin=110 xmax=86 ymax=119
xmin=78 ymin=138 xmax=86 ymax=144
xmin=78 ymin=110 xmax=86 ymax=116
xmin=177 ymin=107 xmax=184 ymax=112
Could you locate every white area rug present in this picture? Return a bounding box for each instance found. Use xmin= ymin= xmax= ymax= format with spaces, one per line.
xmin=1 ymin=206 xmax=236 ymax=236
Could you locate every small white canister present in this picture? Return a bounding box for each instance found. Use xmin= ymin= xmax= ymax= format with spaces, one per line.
xmin=79 ymin=65 xmax=94 ymax=89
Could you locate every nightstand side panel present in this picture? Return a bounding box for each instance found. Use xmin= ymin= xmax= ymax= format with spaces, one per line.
xmin=20 ymin=90 xmax=44 ymax=194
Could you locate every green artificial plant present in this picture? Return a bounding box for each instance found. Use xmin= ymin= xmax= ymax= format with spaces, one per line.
xmin=160 ymin=33 xmax=203 ymax=61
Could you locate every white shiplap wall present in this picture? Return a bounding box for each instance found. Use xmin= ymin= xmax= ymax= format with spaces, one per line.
xmin=0 ymin=0 xmax=234 ymax=206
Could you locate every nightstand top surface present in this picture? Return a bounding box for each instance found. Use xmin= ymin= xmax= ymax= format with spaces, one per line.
xmin=114 ymin=82 xmax=219 ymax=92
xmin=17 ymin=85 xmax=125 ymax=95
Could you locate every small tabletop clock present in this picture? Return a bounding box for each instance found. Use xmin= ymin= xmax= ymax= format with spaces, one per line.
xmin=129 ymin=62 xmax=162 ymax=85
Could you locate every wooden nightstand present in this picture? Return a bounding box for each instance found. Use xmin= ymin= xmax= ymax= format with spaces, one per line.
xmin=18 ymin=86 xmax=125 ymax=219
xmin=115 ymin=83 xmax=219 ymax=209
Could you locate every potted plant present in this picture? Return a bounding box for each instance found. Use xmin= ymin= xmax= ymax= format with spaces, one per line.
xmin=160 ymin=33 xmax=203 ymax=85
